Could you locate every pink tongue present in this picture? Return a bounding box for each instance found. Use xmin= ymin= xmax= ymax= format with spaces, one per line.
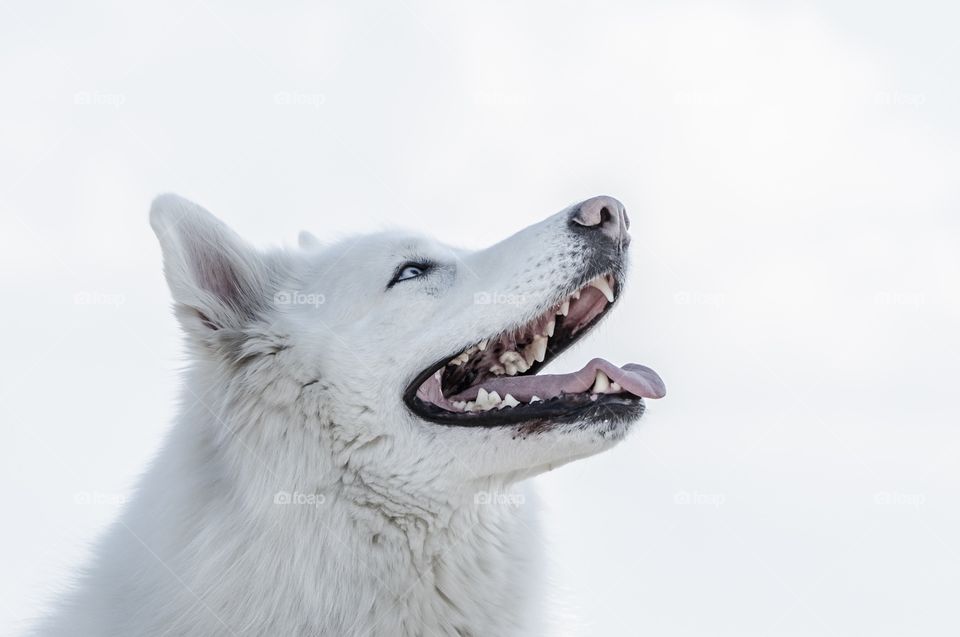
xmin=448 ymin=358 xmax=666 ymax=403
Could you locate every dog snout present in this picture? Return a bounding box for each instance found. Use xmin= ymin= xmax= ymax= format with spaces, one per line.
xmin=568 ymin=195 xmax=630 ymax=247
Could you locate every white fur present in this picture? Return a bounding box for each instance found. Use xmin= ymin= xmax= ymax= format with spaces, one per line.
xmin=34 ymin=195 xmax=641 ymax=636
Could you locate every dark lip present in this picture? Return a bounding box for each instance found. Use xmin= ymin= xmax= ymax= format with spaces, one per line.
xmin=402 ymin=266 xmax=644 ymax=428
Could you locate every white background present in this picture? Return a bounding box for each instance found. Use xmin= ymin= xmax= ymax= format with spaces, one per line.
xmin=2 ymin=1 xmax=958 ymax=635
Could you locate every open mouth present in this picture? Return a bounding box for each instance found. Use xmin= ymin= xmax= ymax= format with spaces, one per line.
xmin=404 ymin=271 xmax=666 ymax=427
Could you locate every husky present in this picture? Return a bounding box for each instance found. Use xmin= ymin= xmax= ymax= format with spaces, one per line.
xmin=35 ymin=194 xmax=665 ymax=636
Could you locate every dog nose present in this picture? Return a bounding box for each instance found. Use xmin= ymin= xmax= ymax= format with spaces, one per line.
xmin=569 ymin=196 xmax=630 ymax=245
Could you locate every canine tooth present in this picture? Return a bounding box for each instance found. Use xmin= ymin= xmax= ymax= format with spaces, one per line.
xmin=589 ymin=276 xmax=615 ymax=302
xmin=545 ymin=319 xmax=555 ymax=337
xmin=490 ymin=364 xmax=505 ymax=375
xmin=591 ymin=370 xmax=611 ymax=394
xmin=478 ymin=338 xmax=488 ymax=351
xmin=531 ymin=335 xmax=547 ymax=362
xmin=558 ymin=300 xmax=569 ymax=316
xmin=530 ymin=395 xmax=542 ymax=403
xmin=500 ymin=394 xmax=520 ymax=409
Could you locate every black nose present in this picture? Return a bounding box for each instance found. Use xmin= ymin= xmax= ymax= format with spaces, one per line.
xmin=569 ymin=195 xmax=630 ymax=246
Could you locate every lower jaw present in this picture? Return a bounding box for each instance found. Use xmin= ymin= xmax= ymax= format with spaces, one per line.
xmin=406 ymin=393 xmax=645 ymax=428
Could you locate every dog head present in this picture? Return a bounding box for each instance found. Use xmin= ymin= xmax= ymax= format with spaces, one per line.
xmin=151 ymin=195 xmax=664 ymax=492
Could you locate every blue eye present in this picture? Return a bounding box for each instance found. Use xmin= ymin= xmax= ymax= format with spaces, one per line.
xmin=398 ymin=265 xmax=424 ymax=280
xmin=389 ymin=262 xmax=430 ymax=287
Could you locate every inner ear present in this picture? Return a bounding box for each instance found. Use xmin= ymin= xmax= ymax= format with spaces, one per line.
xmin=151 ymin=194 xmax=270 ymax=333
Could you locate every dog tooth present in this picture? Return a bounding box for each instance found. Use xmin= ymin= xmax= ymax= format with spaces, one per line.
xmin=589 ymin=276 xmax=615 ymax=303
xmin=558 ymin=300 xmax=569 ymax=316
xmin=530 ymin=395 xmax=542 ymax=403
xmin=477 ymin=388 xmax=489 ymax=403
xmin=545 ymin=319 xmax=555 ymax=337
xmin=478 ymin=390 xmax=501 ymax=411
xmin=531 ymin=335 xmax=547 ymax=362
xmin=499 ymin=350 xmax=529 ymax=374
xmin=522 ymin=343 xmax=538 ymax=367
xmin=478 ymin=338 xmax=489 ymax=351
xmin=499 ymin=351 xmax=524 ymax=365
xmin=500 ymin=394 xmax=520 ymax=409
xmin=591 ymin=370 xmax=611 ymax=394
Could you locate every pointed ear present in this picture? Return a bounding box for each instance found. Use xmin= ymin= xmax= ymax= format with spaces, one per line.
xmin=150 ymin=194 xmax=270 ymax=334
xmin=298 ymin=230 xmax=321 ymax=250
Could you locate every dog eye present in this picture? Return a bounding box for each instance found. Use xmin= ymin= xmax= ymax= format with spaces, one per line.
xmin=389 ymin=262 xmax=430 ymax=287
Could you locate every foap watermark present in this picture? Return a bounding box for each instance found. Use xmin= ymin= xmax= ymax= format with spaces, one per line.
xmin=274 ymin=290 xmax=326 ymax=308
xmin=474 ymin=291 xmax=526 ymax=306
xmin=674 ymin=490 xmax=726 ymax=508
xmin=673 ymin=291 xmax=725 ymax=307
xmin=673 ymin=90 xmax=751 ymax=107
xmin=74 ymin=291 xmax=125 ymax=307
xmin=873 ymin=91 xmax=926 ymax=108
xmin=74 ymin=491 xmax=131 ymax=506
xmin=274 ymin=91 xmax=325 ymax=109
xmin=874 ymin=491 xmax=925 ymax=510
xmin=874 ymin=291 xmax=925 ymax=307
xmin=474 ymin=491 xmax=526 ymax=508
xmin=274 ymin=491 xmax=327 ymax=507
xmin=74 ymin=91 xmax=126 ymax=108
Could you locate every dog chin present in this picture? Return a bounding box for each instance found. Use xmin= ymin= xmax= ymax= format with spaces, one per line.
xmin=419 ymin=398 xmax=645 ymax=483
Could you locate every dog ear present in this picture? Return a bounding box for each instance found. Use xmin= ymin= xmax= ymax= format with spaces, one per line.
xmin=298 ymin=230 xmax=321 ymax=250
xmin=150 ymin=194 xmax=269 ymax=334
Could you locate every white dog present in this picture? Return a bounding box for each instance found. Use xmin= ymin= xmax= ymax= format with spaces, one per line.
xmin=35 ymin=194 xmax=665 ymax=636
